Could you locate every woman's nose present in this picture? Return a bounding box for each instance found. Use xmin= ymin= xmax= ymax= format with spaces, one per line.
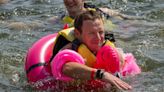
xmin=95 ymin=33 xmax=101 ymax=40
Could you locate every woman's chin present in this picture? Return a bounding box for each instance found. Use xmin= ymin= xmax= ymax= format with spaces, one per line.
xmin=91 ymin=47 xmax=101 ymax=53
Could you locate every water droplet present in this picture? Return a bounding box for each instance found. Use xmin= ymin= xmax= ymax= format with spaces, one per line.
xmin=12 ymin=72 xmax=20 ymax=83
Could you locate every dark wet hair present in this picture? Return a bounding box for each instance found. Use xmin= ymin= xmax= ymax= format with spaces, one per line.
xmin=74 ymin=10 xmax=103 ymax=33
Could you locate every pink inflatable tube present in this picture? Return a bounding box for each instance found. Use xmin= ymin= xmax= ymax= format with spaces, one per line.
xmin=51 ymin=49 xmax=85 ymax=81
xmin=25 ymin=33 xmax=57 ymax=90
xmin=95 ymin=46 xmax=141 ymax=77
xmin=121 ymin=53 xmax=141 ymax=76
xmin=94 ymin=46 xmax=120 ymax=74
xmin=25 ymin=33 xmax=141 ymax=90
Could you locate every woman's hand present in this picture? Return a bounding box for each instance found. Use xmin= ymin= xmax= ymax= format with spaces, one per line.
xmin=102 ymin=72 xmax=132 ymax=91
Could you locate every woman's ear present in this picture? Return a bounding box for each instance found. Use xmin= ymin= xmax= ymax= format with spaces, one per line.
xmin=74 ymin=29 xmax=81 ymax=38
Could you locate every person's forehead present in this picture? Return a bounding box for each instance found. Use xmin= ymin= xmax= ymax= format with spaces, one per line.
xmin=64 ymin=0 xmax=81 ymax=1
xmin=82 ymin=19 xmax=104 ymax=29
xmin=83 ymin=19 xmax=103 ymax=25
xmin=64 ymin=0 xmax=83 ymax=2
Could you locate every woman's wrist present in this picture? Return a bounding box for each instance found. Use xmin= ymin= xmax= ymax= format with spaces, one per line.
xmin=95 ymin=69 xmax=105 ymax=79
xmin=90 ymin=69 xmax=96 ymax=80
xmin=90 ymin=69 xmax=105 ymax=80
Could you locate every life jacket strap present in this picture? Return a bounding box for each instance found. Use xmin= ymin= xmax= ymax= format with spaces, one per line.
xmin=105 ymin=32 xmax=115 ymax=42
xmin=49 ymin=35 xmax=71 ymax=63
xmin=72 ymin=39 xmax=81 ymax=51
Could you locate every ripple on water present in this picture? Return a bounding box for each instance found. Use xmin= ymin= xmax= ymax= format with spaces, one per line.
xmin=130 ymin=67 xmax=164 ymax=92
xmin=0 ymin=10 xmax=12 ymax=20
xmin=0 ymin=53 xmax=26 ymax=91
xmin=143 ymin=49 xmax=164 ymax=62
xmin=146 ymin=9 xmax=164 ymax=21
xmin=0 ymin=32 xmax=9 ymax=39
xmin=135 ymin=43 xmax=164 ymax=71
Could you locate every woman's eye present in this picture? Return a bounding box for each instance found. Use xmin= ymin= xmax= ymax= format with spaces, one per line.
xmin=99 ymin=31 xmax=104 ymax=35
xmin=88 ymin=32 xmax=94 ymax=35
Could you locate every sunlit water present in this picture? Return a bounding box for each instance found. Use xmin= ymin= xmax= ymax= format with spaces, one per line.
xmin=0 ymin=0 xmax=163 ymax=92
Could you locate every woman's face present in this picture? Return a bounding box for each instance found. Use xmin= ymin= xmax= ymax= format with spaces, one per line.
xmin=76 ymin=19 xmax=105 ymax=53
xmin=64 ymin=0 xmax=84 ymax=13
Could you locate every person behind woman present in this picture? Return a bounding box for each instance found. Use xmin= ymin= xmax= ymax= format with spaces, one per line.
xmin=49 ymin=0 xmax=138 ymax=26
xmin=49 ymin=0 xmax=125 ymax=28
xmin=60 ymin=0 xmax=118 ymax=42
xmin=51 ymin=10 xmax=132 ymax=91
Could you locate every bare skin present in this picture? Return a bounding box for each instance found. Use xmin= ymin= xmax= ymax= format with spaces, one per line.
xmin=75 ymin=19 xmax=105 ymax=53
xmin=63 ymin=0 xmax=87 ymax=18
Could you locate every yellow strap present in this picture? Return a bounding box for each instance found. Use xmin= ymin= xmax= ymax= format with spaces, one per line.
xmin=62 ymin=16 xmax=74 ymax=27
xmin=104 ymin=40 xmax=115 ymax=48
xmin=62 ymin=8 xmax=96 ymax=27
xmin=58 ymin=27 xmax=75 ymax=42
xmin=77 ymin=44 xmax=96 ymax=67
xmin=77 ymin=40 xmax=115 ymax=67
xmin=87 ymin=8 xmax=96 ymax=11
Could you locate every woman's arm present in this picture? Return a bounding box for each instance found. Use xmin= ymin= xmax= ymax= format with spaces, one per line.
xmin=63 ymin=62 xmax=132 ymax=90
xmin=63 ymin=62 xmax=94 ymax=80
xmin=99 ymin=7 xmax=144 ymax=20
